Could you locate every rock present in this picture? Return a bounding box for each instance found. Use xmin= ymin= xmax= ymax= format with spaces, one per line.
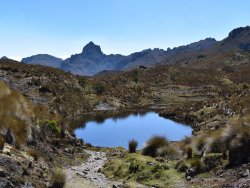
xmin=240 ymin=169 xmax=249 ymax=178
xmin=64 ymin=148 xmax=69 ymax=152
xmin=5 ymin=129 xmax=15 ymax=145
xmin=186 ymin=176 xmax=192 ymax=181
xmin=146 ymin=161 xmax=154 ymax=166
xmin=186 ymin=168 xmax=196 ymax=177
xmin=0 ymin=167 xmax=6 ymax=177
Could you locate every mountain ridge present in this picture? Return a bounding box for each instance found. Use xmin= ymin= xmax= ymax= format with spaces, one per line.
xmin=21 ymin=26 xmax=250 ymax=75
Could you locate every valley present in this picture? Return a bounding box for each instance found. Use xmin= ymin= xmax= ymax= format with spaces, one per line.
xmin=0 ymin=26 xmax=250 ymax=188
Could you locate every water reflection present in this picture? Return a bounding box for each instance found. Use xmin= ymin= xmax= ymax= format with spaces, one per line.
xmin=74 ymin=111 xmax=192 ymax=149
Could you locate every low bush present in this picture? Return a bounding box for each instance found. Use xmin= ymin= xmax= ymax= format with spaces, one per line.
xmin=128 ymin=139 xmax=138 ymax=153
xmin=174 ymin=160 xmax=188 ymax=172
xmin=202 ymin=153 xmax=223 ymax=171
xmin=51 ymin=168 xmax=66 ymax=188
xmin=41 ymin=120 xmax=61 ymax=136
xmin=141 ymin=136 xmax=169 ymax=157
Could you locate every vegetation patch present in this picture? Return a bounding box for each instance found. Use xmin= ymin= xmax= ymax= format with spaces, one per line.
xmin=103 ymin=151 xmax=184 ymax=188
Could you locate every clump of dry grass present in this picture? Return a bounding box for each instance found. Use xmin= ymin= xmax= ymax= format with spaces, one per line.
xmin=185 ymin=145 xmax=193 ymax=159
xmin=221 ymin=119 xmax=250 ymax=165
xmin=128 ymin=139 xmax=138 ymax=153
xmin=51 ymin=168 xmax=66 ymax=188
xmin=27 ymin=149 xmax=40 ymax=161
xmin=0 ymin=81 xmax=31 ymax=146
xmin=0 ymin=135 xmax=5 ymax=151
xmin=0 ymin=80 xmax=56 ymax=148
xmin=141 ymin=136 xmax=169 ymax=157
xmin=156 ymin=145 xmax=179 ymax=160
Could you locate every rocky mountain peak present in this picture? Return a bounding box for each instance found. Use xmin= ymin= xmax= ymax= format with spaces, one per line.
xmin=82 ymin=42 xmax=104 ymax=58
xmin=228 ymin=26 xmax=250 ymax=39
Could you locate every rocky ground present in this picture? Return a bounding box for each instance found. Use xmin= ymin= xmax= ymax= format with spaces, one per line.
xmin=65 ymin=149 xmax=149 ymax=188
xmin=65 ymin=150 xmax=118 ymax=188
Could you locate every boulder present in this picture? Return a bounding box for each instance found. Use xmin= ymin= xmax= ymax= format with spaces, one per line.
xmin=186 ymin=168 xmax=196 ymax=177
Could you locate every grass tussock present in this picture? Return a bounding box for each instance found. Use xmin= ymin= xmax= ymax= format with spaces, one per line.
xmin=141 ymin=136 xmax=169 ymax=157
xmin=51 ymin=168 xmax=66 ymax=188
xmin=0 ymin=135 xmax=5 ymax=151
xmin=0 ymin=80 xmax=55 ymax=148
xmin=0 ymin=81 xmax=31 ymax=146
xmin=128 ymin=139 xmax=138 ymax=153
xmin=185 ymin=145 xmax=193 ymax=159
xmin=156 ymin=145 xmax=179 ymax=160
xmin=221 ymin=118 xmax=250 ymax=165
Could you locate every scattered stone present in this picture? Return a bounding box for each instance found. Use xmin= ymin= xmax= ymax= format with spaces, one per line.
xmin=146 ymin=161 xmax=154 ymax=166
xmin=186 ymin=168 xmax=196 ymax=177
xmin=240 ymin=169 xmax=249 ymax=178
xmin=186 ymin=176 xmax=192 ymax=181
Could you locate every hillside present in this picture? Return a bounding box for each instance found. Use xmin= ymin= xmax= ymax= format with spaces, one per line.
xmin=1 ymin=48 xmax=250 ymax=187
xmin=22 ymin=54 xmax=63 ymax=68
xmin=1 ymin=26 xmax=250 ymax=188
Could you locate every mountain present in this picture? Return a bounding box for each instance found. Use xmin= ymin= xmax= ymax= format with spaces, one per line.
xmin=21 ymin=54 xmax=63 ymax=68
xmin=21 ymin=26 xmax=250 ymax=75
xmin=0 ymin=56 xmax=9 ymax=60
xmin=21 ymin=39 xmax=218 ymax=76
xmin=61 ymin=42 xmax=125 ymax=76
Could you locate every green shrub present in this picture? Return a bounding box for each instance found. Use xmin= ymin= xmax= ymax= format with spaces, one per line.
xmin=202 ymin=153 xmax=223 ymax=171
xmin=41 ymin=120 xmax=61 ymax=135
xmin=141 ymin=136 xmax=169 ymax=157
xmin=51 ymin=168 xmax=66 ymax=188
xmin=93 ymin=83 xmax=106 ymax=94
xmin=129 ymin=161 xmax=141 ymax=173
xmin=128 ymin=139 xmax=138 ymax=153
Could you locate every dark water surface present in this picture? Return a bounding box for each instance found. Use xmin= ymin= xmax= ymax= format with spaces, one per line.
xmin=75 ymin=112 xmax=192 ymax=149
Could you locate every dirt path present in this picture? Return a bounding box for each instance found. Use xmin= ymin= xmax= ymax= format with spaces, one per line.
xmin=65 ymin=150 xmax=121 ymax=188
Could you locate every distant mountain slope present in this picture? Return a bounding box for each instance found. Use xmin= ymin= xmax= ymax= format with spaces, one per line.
xmin=61 ymin=42 xmax=126 ymax=76
xmin=0 ymin=56 xmax=9 ymax=60
xmin=21 ymin=54 xmax=63 ymax=68
xmin=21 ymin=26 xmax=250 ymax=75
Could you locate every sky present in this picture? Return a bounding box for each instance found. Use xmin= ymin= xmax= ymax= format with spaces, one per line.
xmin=0 ymin=0 xmax=250 ymax=61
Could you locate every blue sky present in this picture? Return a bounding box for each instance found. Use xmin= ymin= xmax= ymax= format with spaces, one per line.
xmin=0 ymin=0 xmax=249 ymax=60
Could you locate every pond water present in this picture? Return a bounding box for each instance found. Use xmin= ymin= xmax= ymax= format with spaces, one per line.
xmin=75 ymin=112 xmax=192 ymax=149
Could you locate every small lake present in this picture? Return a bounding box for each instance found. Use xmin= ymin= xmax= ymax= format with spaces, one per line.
xmin=75 ymin=112 xmax=192 ymax=149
